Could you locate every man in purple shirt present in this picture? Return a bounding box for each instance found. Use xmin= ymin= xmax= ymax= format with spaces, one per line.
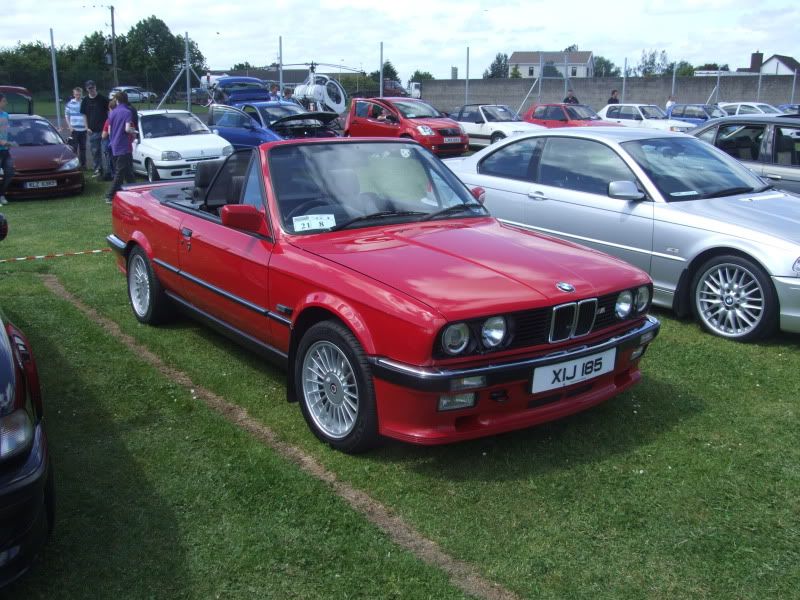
xmin=106 ymin=91 xmax=137 ymax=204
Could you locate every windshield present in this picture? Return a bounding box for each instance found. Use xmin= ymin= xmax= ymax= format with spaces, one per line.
xmin=141 ymin=113 xmax=209 ymax=138
xmin=622 ymin=137 xmax=767 ymax=201
xmin=708 ymin=106 xmax=727 ymax=118
xmin=8 ymin=118 xmax=64 ymax=145
xmin=268 ymin=142 xmax=485 ymax=234
xmin=482 ymin=105 xmax=521 ymax=122
xmin=756 ymin=104 xmax=781 ymax=114
xmin=640 ymin=105 xmax=667 ymax=119
xmin=257 ymin=104 xmax=308 ymax=123
xmin=392 ymin=100 xmax=442 ymax=118
xmin=566 ymin=105 xmax=600 ymax=120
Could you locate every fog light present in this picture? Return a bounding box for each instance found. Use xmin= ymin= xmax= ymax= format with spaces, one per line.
xmin=640 ymin=331 xmax=655 ymax=345
xmin=438 ymin=393 xmax=476 ymax=411
xmin=630 ymin=346 xmax=645 ymax=360
xmin=450 ymin=376 xmax=486 ymax=391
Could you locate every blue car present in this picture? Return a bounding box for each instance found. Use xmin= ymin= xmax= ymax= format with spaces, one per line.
xmin=666 ymin=103 xmax=727 ymax=126
xmin=211 ymin=76 xmax=273 ymax=104
xmin=778 ymin=103 xmax=800 ymax=115
xmin=207 ymin=101 xmax=340 ymax=149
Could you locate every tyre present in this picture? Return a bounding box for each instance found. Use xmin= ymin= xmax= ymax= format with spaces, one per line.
xmin=146 ymin=159 xmax=160 ymax=183
xmin=127 ymin=246 xmax=171 ymax=324
xmin=490 ymin=132 xmax=506 ymax=144
xmin=691 ymin=254 xmax=777 ymax=341
xmin=295 ymin=320 xmax=378 ymax=453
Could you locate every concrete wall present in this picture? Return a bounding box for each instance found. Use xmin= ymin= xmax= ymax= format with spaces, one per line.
xmin=419 ymin=76 xmax=798 ymax=114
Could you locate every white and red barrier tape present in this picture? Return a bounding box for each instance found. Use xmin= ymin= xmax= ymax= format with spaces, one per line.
xmin=0 ymin=248 xmax=111 ymax=264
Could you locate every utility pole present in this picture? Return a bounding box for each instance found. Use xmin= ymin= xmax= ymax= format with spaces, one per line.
xmin=110 ymin=5 xmax=119 ymax=87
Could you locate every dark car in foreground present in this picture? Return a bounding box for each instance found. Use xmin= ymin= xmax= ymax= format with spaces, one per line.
xmin=208 ymin=101 xmax=339 ymax=149
xmin=2 ymin=115 xmax=84 ymax=199
xmin=0 ymin=214 xmax=55 ymax=586
xmin=445 ymin=128 xmax=800 ymax=342
xmin=692 ymin=115 xmax=800 ymax=194
xmin=107 ymin=139 xmax=659 ymax=452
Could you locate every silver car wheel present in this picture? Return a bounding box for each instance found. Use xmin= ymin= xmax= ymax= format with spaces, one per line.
xmin=128 ymin=253 xmax=151 ymax=318
xmin=302 ymin=340 xmax=359 ymax=439
xmin=695 ymin=262 xmax=765 ymax=338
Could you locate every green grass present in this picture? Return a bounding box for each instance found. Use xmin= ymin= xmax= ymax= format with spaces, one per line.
xmin=1 ymin=185 xmax=798 ymax=598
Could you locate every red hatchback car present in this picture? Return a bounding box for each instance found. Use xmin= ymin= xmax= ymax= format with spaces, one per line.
xmin=345 ymin=97 xmax=469 ymax=156
xmin=524 ymin=103 xmax=621 ymax=128
xmin=3 ymin=115 xmax=84 ymax=200
xmin=108 ymin=139 xmax=659 ymax=453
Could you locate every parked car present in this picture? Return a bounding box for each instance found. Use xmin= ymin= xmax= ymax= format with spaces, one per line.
xmin=666 ymin=103 xmax=727 ymax=126
xmin=692 ymin=115 xmax=800 ymax=194
xmin=132 ymin=87 xmax=158 ymax=102
xmin=108 ymin=87 xmax=148 ymax=103
xmin=0 ymin=213 xmax=55 ymax=586
xmin=344 ymin=97 xmax=469 ymax=156
xmin=351 ymin=80 xmax=409 ymax=98
xmin=523 ymin=103 xmax=620 ymax=129
xmin=444 ymin=128 xmax=800 ymax=341
xmin=597 ymin=104 xmax=694 ymax=132
xmin=172 ymin=87 xmax=211 ymax=105
xmin=208 ymin=101 xmax=339 ymax=149
xmin=132 ymin=110 xmax=233 ymax=182
xmin=0 ymin=115 xmax=84 ymax=199
xmin=107 ymin=139 xmax=660 ymax=452
xmin=718 ymin=102 xmax=783 ymax=116
xmin=0 ymin=86 xmax=32 ymax=115
xmin=211 ymin=76 xmax=272 ymax=104
xmin=778 ymin=103 xmax=800 ymax=115
xmin=449 ymin=104 xmax=543 ymax=147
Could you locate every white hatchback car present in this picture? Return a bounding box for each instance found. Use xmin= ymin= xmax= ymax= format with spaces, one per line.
xmin=597 ymin=103 xmax=694 ymax=132
xmin=718 ymin=102 xmax=783 ymax=116
xmin=132 ymin=110 xmax=233 ymax=181
xmin=449 ymin=104 xmax=543 ymax=147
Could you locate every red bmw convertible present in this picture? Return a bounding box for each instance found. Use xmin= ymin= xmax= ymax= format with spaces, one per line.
xmin=107 ymin=138 xmax=659 ymax=452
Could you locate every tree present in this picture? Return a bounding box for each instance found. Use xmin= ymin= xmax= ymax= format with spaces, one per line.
xmin=563 ymin=44 xmax=579 ymax=52
xmin=593 ymin=55 xmax=620 ymax=77
xmin=483 ymin=53 xmax=509 ymax=79
xmin=368 ymin=60 xmax=399 ymax=83
xmin=696 ymin=63 xmax=730 ymax=72
xmin=232 ymin=61 xmax=255 ymax=71
xmin=408 ymin=70 xmax=434 ymax=85
xmin=543 ymin=64 xmax=562 ymax=78
xmin=665 ymin=60 xmax=695 ymax=77
xmin=510 ymin=64 xmax=521 ymax=78
xmin=636 ymin=49 xmax=669 ymax=77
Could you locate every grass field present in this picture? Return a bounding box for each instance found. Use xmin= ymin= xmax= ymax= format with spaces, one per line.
xmin=1 ymin=179 xmax=798 ymax=599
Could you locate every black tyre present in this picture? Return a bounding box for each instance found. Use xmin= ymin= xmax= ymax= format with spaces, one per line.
xmin=490 ymin=132 xmax=506 ymax=144
xmin=691 ymin=254 xmax=777 ymax=341
xmin=146 ymin=159 xmax=160 ymax=183
xmin=127 ymin=246 xmax=172 ymax=324
xmin=295 ymin=320 xmax=378 ymax=453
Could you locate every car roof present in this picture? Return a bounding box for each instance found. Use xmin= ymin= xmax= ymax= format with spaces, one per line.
xmin=231 ymin=100 xmax=297 ymax=108
xmin=504 ymin=127 xmax=678 ymax=143
xmin=694 ymin=114 xmax=800 ymax=126
xmin=8 ymin=113 xmax=50 ymax=122
xmin=138 ymin=109 xmax=194 ymax=116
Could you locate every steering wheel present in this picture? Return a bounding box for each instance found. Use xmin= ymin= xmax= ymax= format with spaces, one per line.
xmin=285 ymin=198 xmax=330 ymax=220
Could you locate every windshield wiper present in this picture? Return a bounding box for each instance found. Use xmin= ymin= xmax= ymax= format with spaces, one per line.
xmin=328 ymin=210 xmax=427 ymax=231
xmin=703 ymin=186 xmax=755 ymax=199
xmin=421 ymin=202 xmax=487 ymax=221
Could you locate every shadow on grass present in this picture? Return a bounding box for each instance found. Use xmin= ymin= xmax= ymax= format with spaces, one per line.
xmin=1 ymin=308 xmax=190 ymax=600
xmin=371 ymin=376 xmax=703 ymax=483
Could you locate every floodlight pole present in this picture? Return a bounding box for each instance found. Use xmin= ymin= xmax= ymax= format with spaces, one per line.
xmin=49 ymin=29 xmax=62 ymax=130
xmin=279 ymin=37 xmax=283 ymax=93
xmin=622 ymin=58 xmax=627 ymax=103
xmin=185 ymin=33 xmax=191 ymax=112
xmin=110 ymin=5 xmax=119 ymax=87
xmin=671 ymin=63 xmax=677 ymax=96
xmin=792 ymin=69 xmax=797 ymax=104
xmin=465 ymin=47 xmax=469 ymax=104
xmin=379 ymin=42 xmax=384 ymax=96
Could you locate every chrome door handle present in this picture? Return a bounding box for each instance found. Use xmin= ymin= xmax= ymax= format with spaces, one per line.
xmin=528 ymin=190 xmax=548 ymax=200
xmin=765 ymin=173 xmax=782 ymax=180
xmin=180 ymin=227 xmax=193 ymax=238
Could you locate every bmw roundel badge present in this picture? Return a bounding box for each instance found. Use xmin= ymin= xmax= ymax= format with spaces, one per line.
xmin=556 ymin=282 xmax=575 ymax=293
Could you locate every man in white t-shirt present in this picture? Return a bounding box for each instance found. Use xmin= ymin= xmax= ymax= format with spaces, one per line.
xmin=64 ymin=87 xmax=88 ymax=169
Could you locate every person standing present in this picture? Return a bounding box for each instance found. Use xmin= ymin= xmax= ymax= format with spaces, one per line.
xmin=105 ymin=91 xmax=136 ymax=204
xmin=607 ymin=89 xmax=620 ymax=104
xmin=563 ymin=89 xmax=579 ymax=104
xmin=269 ymin=84 xmax=280 ymax=101
xmin=65 ymin=86 xmax=88 ymax=169
xmin=80 ymin=80 xmax=109 ymax=178
xmin=666 ymin=95 xmax=677 ymax=111
xmin=0 ymin=94 xmax=15 ymax=205
xmin=282 ymin=87 xmax=301 ymax=105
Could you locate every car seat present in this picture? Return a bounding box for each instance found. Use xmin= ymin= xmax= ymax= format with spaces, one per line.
xmin=775 ymin=133 xmax=797 ymax=165
xmin=192 ymin=159 xmax=223 ymax=203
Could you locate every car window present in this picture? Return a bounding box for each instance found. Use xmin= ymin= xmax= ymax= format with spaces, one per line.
xmin=757 ymin=104 xmax=781 ymax=114
xmin=460 ymin=107 xmax=478 ymax=122
xmin=709 ymin=107 xmax=727 ymax=118
xmin=538 ymin=137 xmax=636 ymax=196
xmin=773 ymin=126 xmax=800 ymax=166
xmin=739 ymin=105 xmax=759 ymax=115
xmin=214 ymin=107 xmax=251 ymax=128
xmin=696 ymin=126 xmax=718 ymax=144
xmin=243 ymin=106 xmax=260 ymax=122
xmin=205 ymin=150 xmax=254 ymax=212
xmin=606 ymin=105 xmax=620 ymax=118
xmin=672 ymin=106 xmax=685 ymax=117
xmin=354 ymin=101 xmax=369 ymax=118
xmin=9 ymin=118 xmax=63 ymax=145
xmin=641 ymin=106 xmax=667 ymax=119
xmin=619 ymin=106 xmax=639 ymax=120
xmin=685 ymin=106 xmax=704 ymax=118
xmin=715 ymin=124 xmax=766 ymax=161
xmin=482 ymin=105 xmax=520 ymax=122
xmin=533 ymin=106 xmax=547 ymax=119
xmin=721 ymin=105 xmax=737 ymax=115
xmin=477 ymin=138 xmax=542 ymax=180
xmin=544 ymin=106 xmax=564 ymax=120
xmin=392 ymin=100 xmax=441 ymax=118
xmin=241 ymin=153 xmax=268 ymax=212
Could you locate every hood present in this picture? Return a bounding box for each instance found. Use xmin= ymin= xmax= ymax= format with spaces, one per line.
xmin=10 ymin=144 xmax=78 ymax=172
xmin=662 ymin=190 xmax=800 ymax=246
xmin=140 ymin=134 xmax=231 ymax=159
xmin=270 ymin=112 xmax=340 ymax=127
xmin=646 ymin=118 xmax=692 ymax=130
xmin=408 ymin=116 xmax=462 ymax=131
xmin=289 ymin=218 xmax=648 ymax=321
xmin=574 ymin=119 xmax=622 ymax=127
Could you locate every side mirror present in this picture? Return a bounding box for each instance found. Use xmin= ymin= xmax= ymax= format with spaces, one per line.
xmin=608 ymin=181 xmax=645 ymax=201
xmin=220 ymin=204 xmax=264 ymax=233
xmin=470 ymin=187 xmax=486 ymax=204
xmin=0 ymin=213 xmax=7 ymax=241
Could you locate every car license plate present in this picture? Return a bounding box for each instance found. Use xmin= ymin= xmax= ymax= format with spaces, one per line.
xmin=531 ymin=348 xmax=616 ymax=394
xmin=443 ymin=136 xmax=461 ymax=144
xmin=25 ymin=180 xmax=58 ymax=189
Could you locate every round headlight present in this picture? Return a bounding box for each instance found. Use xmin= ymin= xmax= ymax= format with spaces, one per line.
xmin=442 ymin=323 xmax=470 ymax=355
xmin=481 ymin=316 xmax=507 ymax=348
xmin=635 ymin=286 xmax=650 ymax=312
xmin=615 ymin=290 xmax=633 ymax=319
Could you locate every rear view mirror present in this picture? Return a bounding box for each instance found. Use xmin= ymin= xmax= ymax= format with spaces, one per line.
xmin=608 ymin=181 xmax=645 ymax=201
xmin=220 ymin=204 xmax=264 ymax=232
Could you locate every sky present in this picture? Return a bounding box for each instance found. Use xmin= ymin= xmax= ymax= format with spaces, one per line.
xmin=4 ymin=0 xmax=799 ymax=83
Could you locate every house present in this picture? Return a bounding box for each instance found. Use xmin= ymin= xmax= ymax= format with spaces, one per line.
xmin=509 ymin=51 xmax=594 ymax=78
xmin=737 ymin=52 xmax=800 ymax=75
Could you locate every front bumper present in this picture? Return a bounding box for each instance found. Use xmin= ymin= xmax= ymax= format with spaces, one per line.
xmin=5 ymin=171 xmax=84 ymax=199
xmin=0 ymin=422 xmax=53 ymax=587
xmin=369 ymin=316 xmax=660 ymax=444
xmin=773 ymin=275 xmax=800 ymax=333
